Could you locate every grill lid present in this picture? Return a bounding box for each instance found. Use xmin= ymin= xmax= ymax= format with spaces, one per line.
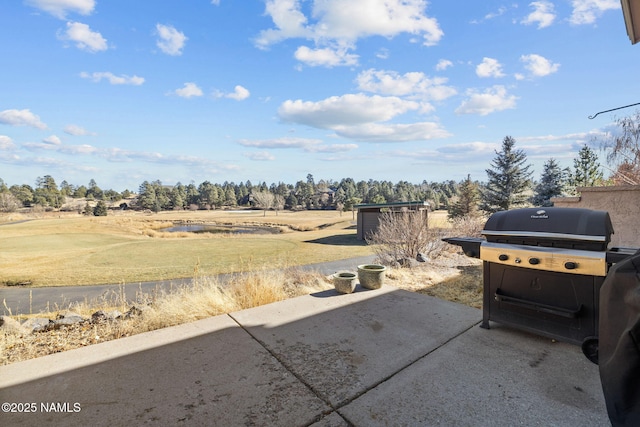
xmin=482 ymin=207 xmax=614 ymax=251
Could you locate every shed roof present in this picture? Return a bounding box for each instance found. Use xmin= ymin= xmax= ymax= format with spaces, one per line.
xmin=354 ymin=201 xmax=428 ymax=210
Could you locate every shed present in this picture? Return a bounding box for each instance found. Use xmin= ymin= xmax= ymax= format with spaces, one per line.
xmin=355 ymin=201 xmax=429 ymax=240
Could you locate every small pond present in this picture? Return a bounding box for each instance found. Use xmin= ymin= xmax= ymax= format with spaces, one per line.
xmin=161 ymin=224 xmax=281 ymax=235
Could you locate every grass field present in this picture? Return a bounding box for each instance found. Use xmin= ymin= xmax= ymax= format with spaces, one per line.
xmin=0 ymin=209 xmax=481 ymax=365
xmin=0 ymin=209 xmax=449 ymax=287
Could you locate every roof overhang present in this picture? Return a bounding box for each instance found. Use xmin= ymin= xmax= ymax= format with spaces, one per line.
xmin=355 ymin=201 xmax=429 ymax=211
xmin=622 ymin=0 xmax=640 ymax=44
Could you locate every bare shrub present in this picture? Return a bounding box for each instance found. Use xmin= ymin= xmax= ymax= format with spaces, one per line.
xmin=0 ymin=192 xmax=21 ymax=213
xmin=366 ymin=210 xmax=448 ymax=266
xmin=448 ymin=214 xmax=486 ymax=238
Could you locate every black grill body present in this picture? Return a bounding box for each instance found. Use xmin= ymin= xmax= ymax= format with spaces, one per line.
xmin=482 ymin=257 xmax=603 ymax=345
xmin=444 ymin=207 xmax=637 ymax=346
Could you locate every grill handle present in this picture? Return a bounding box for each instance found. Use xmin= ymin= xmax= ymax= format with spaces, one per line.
xmin=494 ymin=289 xmax=582 ymax=319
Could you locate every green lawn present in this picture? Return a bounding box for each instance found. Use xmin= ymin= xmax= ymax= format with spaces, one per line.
xmin=0 ymin=211 xmax=373 ymax=287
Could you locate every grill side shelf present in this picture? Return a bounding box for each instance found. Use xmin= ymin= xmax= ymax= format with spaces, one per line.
xmin=442 ymin=237 xmax=483 ymax=258
xmin=494 ymin=289 xmax=583 ymax=319
xmin=606 ymin=247 xmax=639 ymax=264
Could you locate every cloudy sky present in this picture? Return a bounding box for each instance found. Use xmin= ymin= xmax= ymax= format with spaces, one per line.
xmin=1 ymin=0 xmax=638 ymax=191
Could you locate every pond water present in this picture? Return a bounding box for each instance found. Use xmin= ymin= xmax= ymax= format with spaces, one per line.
xmin=161 ymin=224 xmax=281 ymax=235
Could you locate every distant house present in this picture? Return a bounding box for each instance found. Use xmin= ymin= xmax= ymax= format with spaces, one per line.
xmin=355 ymin=201 xmax=429 ymax=240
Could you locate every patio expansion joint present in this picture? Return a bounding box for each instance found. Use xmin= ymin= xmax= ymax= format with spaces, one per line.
xmin=333 ymin=320 xmax=483 ymax=416
xmin=226 ymin=312 xmax=347 ymax=426
xmin=227 ymin=310 xmax=482 ymax=426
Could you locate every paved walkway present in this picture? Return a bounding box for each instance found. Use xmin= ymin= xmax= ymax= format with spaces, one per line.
xmin=0 ymin=284 xmax=609 ymax=426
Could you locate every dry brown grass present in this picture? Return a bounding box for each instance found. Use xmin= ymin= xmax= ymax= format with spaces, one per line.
xmin=385 ymin=252 xmax=483 ymax=308
xmin=0 ymin=252 xmax=482 ymax=366
xmin=0 ymin=268 xmax=334 ymax=365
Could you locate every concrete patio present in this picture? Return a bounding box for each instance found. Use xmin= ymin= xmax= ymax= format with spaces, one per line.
xmin=0 ymin=284 xmax=609 ymax=426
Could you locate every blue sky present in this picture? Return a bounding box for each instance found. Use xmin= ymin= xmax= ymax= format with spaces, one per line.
xmin=1 ymin=0 xmax=638 ymax=191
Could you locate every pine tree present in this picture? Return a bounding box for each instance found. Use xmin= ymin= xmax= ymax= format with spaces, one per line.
xmin=93 ymin=200 xmax=108 ymax=216
xmin=481 ymin=136 xmax=533 ymax=213
xmin=531 ymin=158 xmax=568 ymax=207
xmin=448 ymin=174 xmax=480 ymax=219
xmin=570 ymin=145 xmax=603 ymax=189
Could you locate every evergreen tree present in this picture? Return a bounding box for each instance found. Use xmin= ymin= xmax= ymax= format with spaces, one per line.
xmin=448 ymin=175 xmax=480 ymax=219
xmin=83 ymin=202 xmax=93 ymax=215
xmin=531 ymin=158 xmax=568 ymax=207
xmin=137 ymin=181 xmax=157 ymax=211
xmin=93 ymin=200 xmax=108 ymax=216
xmin=35 ymin=175 xmax=62 ymax=208
xmin=481 ymin=136 xmax=533 ymax=213
xmin=569 ymin=145 xmax=603 ymax=189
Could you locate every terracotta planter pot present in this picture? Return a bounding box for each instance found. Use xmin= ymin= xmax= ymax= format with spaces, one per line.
xmin=333 ymin=272 xmax=357 ymax=294
xmin=357 ymin=264 xmax=387 ymax=290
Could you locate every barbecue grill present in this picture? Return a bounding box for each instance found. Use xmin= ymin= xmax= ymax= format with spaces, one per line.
xmin=444 ymin=207 xmax=638 ymax=346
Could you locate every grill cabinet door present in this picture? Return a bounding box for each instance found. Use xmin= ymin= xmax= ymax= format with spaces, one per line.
xmin=482 ymin=262 xmax=601 ymax=345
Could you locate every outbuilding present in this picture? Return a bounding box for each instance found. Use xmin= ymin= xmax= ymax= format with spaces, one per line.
xmin=355 ymin=201 xmax=429 ymax=240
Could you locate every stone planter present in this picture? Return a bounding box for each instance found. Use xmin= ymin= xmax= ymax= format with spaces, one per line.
xmin=332 ymin=272 xmax=357 ymax=294
xmin=357 ymin=264 xmax=387 ymax=290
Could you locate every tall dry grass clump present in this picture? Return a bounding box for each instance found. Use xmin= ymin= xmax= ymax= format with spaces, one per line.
xmin=1 ymin=269 xmax=333 ymax=365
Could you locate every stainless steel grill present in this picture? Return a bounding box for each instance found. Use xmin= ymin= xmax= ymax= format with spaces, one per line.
xmin=444 ymin=207 xmax=637 ymax=345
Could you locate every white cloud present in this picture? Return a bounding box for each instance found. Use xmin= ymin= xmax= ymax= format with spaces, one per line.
xmin=173 ymin=82 xmax=203 ymax=98
xmin=294 ymin=45 xmax=359 ymax=67
xmin=43 ymin=135 xmax=62 ymax=145
xmin=435 ymin=59 xmax=453 ymax=71
xmin=332 ymin=121 xmax=451 ymax=142
xmin=58 ymin=21 xmax=108 ymax=52
xmin=279 ymin=93 xmax=419 ymax=128
xmin=307 ymin=143 xmax=358 ymax=153
xmin=278 ymin=93 xmax=449 ymax=142
xmin=238 ymin=137 xmax=358 ymax=152
xmin=521 ymin=1 xmax=556 ymax=29
xmin=244 ymin=151 xmax=276 ymax=161
xmin=156 ymin=24 xmax=188 ymax=56
xmin=518 ymin=131 xmax=605 ymax=143
xmin=211 ymin=0 xmax=221 ymax=5
xmin=356 ymin=69 xmax=456 ymax=101
xmin=455 ymin=85 xmax=518 ymax=116
xmin=569 ymin=0 xmax=619 ymax=25
xmin=64 ymin=124 xmax=94 ymax=136
xmin=476 ymin=57 xmax=505 ymax=78
xmin=484 ymin=7 xmax=508 ymax=21
xmin=255 ymin=0 xmax=443 ymax=55
xmin=226 ymin=85 xmax=250 ymax=101
xmin=437 ymin=141 xmax=499 ymax=156
xmin=0 ymin=109 xmax=47 ymax=129
xmin=80 ymin=72 xmax=145 ymax=85
xmin=520 ymin=54 xmax=560 ymax=77
xmin=238 ymin=137 xmax=323 ymax=149
xmin=23 ymin=140 xmax=98 ymax=154
xmin=26 ymin=0 xmax=95 ymax=19
xmin=376 ymin=48 xmax=390 ymax=59
xmin=0 ymin=135 xmax=16 ymax=150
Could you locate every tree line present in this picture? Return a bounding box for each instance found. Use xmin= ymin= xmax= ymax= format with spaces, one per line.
xmin=1 ymin=111 xmax=638 ymax=216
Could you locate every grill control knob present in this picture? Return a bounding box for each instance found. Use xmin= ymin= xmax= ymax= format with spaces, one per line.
xmin=529 ymin=257 xmax=540 ymax=265
xmin=564 ymin=261 xmax=578 ymax=270
xmin=498 ymin=254 xmax=509 ymax=261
